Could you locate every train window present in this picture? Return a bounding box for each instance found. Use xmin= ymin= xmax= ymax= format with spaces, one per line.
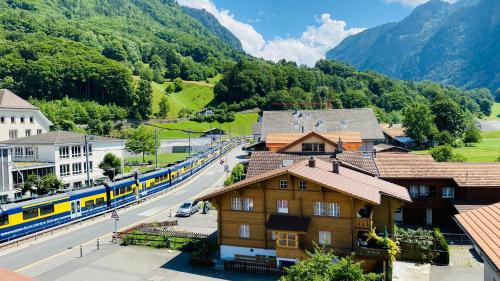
xmin=126 ymin=186 xmax=132 ymax=193
xmin=120 ymin=187 xmax=126 ymax=194
xmin=40 ymin=205 xmax=54 ymax=216
xmin=114 ymin=189 xmax=119 ymax=196
xmin=85 ymin=200 xmax=94 ymax=209
xmin=155 ymin=177 xmax=160 ymax=183
xmin=0 ymin=215 xmax=8 ymax=226
xmin=23 ymin=208 xmax=38 ymax=220
xmin=95 ymin=198 xmax=105 ymax=207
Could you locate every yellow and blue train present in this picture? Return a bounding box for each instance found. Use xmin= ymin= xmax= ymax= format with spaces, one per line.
xmin=0 ymin=144 xmax=230 ymax=242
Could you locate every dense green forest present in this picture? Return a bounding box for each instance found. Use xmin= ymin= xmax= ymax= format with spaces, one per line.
xmin=0 ymin=0 xmax=494 ymax=126
xmin=0 ymin=0 xmax=242 ymax=109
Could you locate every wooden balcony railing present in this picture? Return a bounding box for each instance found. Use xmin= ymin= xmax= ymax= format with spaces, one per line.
xmin=275 ymin=246 xmax=309 ymax=260
xmin=356 ymin=246 xmax=389 ymax=258
xmin=355 ymin=218 xmax=373 ymax=229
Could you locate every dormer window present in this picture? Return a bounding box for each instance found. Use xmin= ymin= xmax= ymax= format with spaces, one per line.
xmin=11 ymin=117 xmax=15 ymax=123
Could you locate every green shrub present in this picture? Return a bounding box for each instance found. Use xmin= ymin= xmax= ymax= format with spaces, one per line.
xmin=433 ymin=228 xmax=449 ymax=265
xmin=365 ymin=272 xmax=384 ymax=281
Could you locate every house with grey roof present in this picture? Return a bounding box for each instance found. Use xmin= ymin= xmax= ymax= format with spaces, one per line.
xmin=0 ymin=89 xmax=53 ymax=141
xmin=254 ymin=109 xmax=385 ymax=151
xmin=0 ymin=131 xmax=124 ymax=203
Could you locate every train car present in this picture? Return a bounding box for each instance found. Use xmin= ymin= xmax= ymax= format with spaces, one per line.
xmin=0 ymin=142 xmax=233 ymax=242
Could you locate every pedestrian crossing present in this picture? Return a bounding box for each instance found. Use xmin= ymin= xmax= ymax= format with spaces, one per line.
xmin=137 ymin=206 xmax=169 ymax=217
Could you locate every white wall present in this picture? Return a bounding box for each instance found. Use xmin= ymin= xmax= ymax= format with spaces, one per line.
xmin=0 ymin=109 xmax=51 ymax=141
xmin=220 ymin=245 xmax=276 ymax=259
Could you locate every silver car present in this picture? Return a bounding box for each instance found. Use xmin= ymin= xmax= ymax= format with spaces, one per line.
xmin=176 ymin=200 xmax=199 ymax=217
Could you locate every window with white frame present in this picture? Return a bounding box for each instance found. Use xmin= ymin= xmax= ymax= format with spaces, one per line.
xmin=83 ymin=144 xmax=93 ymax=156
xmin=83 ymin=161 xmax=93 ymax=173
xmin=25 ymin=129 xmax=31 ymax=137
xmin=419 ymin=185 xmax=429 ymax=197
xmin=277 ymin=199 xmax=288 ymax=214
xmin=239 ymin=224 xmax=250 ymax=238
xmin=37 ymin=129 xmax=42 ymax=135
xmin=72 ymin=163 xmax=82 ymax=175
xmin=30 ymin=116 xmax=34 ymax=123
xmin=409 ymin=185 xmax=419 ymax=198
xmin=20 ymin=116 xmax=25 ymax=123
xmin=59 ymin=146 xmax=69 ymax=158
xmin=314 ymin=202 xmax=340 ymax=217
xmin=25 ymin=147 xmax=33 ymax=157
xmin=231 ymin=197 xmax=242 ymax=210
xmin=59 ymin=164 xmax=70 ymax=176
xmin=279 ymin=179 xmax=288 ymax=189
xmin=442 ymin=187 xmax=455 ymax=198
xmin=10 ymin=116 xmax=15 ymax=123
xmin=14 ymin=147 xmax=23 ymax=157
xmin=299 ymin=180 xmax=307 ymax=190
xmin=243 ymin=198 xmax=253 ymax=211
xmin=0 ymin=116 xmax=4 ymax=123
xmin=73 ymin=181 xmax=82 ymax=188
xmin=9 ymin=129 xmax=18 ymax=139
xmin=319 ymin=231 xmax=332 ymax=246
xmin=71 ymin=146 xmax=81 ymax=158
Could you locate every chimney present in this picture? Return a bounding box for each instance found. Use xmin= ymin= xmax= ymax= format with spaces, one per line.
xmin=332 ymin=160 xmax=340 ymax=174
xmin=308 ymin=156 xmax=316 ymax=168
xmin=337 ymin=138 xmax=343 ymax=153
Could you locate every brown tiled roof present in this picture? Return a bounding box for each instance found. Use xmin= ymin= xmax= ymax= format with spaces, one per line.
xmin=380 ymin=123 xmax=405 ymax=138
xmin=451 ymin=200 xmax=500 ymax=213
xmin=246 ymin=151 xmax=332 ymax=178
xmin=337 ymin=152 xmax=500 ymax=188
xmin=199 ymin=158 xmax=411 ymax=204
xmin=0 ymin=89 xmax=38 ymax=109
xmin=454 ymin=203 xmax=500 ymax=272
xmin=266 ymin=215 xmax=311 ymax=232
xmin=336 ymin=151 xmax=379 ymax=175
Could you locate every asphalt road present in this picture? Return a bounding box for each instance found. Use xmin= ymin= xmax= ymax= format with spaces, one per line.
xmin=0 ymin=145 xmax=245 ymax=271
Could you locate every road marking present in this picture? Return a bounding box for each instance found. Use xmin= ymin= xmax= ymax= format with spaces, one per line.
xmin=13 ymin=146 xmax=244 ymax=273
xmin=137 ymin=206 xmax=168 ymax=217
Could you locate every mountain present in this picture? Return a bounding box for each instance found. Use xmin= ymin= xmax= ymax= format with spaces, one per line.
xmin=182 ymin=7 xmax=242 ymax=51
xmin=0 ymin=0 xmax=243 ymax=106
xmin=326 ymin=0 xmax=499 ymax=91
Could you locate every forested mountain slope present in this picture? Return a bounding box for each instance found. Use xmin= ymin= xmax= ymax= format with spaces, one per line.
xmin=0 ymin=0 xmax=243 ymax=107
xmin=327 ymin=0 xmax=499 ymax=91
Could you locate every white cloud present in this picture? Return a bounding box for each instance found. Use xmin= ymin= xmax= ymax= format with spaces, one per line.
xmin=177 ymin=0 xmax=364 ymax=66
xmin=383 ymin=0 xmax=457 ymax=7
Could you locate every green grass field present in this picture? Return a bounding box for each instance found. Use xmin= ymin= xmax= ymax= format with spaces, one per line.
xmin=416 ymin=131 xmax=500 ymax=162
xmin=151 ymin=81 xmax=214 ymax=117
xmin=124 ymin=152 xmax=189 ymax=173
xmin=486 ymin=102 xmax=500 ymax=120
xmin=151 ymin=112 xmax=259 ymax=139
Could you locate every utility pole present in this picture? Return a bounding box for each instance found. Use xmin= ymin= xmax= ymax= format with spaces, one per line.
xmin=85 ymin=135 xmax=90 ymax=187
xmin=154 ymin=129 xmax=158 ymax=169
xmin=188 ymin=127 xmax=191 ymax=157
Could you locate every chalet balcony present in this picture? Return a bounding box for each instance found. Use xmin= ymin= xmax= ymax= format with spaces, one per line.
xmin=355 ymin=246 xmax=389 ymax=259
xmin=355 ymin=218 xmax=373 ymax=229
xmin=275 ymin=246 xmax=308 ymax=260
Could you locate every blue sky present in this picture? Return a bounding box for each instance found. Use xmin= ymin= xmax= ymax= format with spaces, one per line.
xmin=176 ymin=0 xmax=435 ymax=66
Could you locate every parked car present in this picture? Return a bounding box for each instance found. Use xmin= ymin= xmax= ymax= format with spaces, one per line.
xmin=176 ymin=200 xmax=199 ymax=217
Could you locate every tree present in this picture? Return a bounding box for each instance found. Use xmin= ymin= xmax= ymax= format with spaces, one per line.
xmin=280 ymin=245 xmax=369 ymax=281
xmin=224 ymin=163 xmax=245 ymax=186
xmin=431 ymin=97 xmax=466 ymax=137
xmin=435 ymin=130 xmax=454 ymax=146
xmin=495 ymin=88 xmax=500 ymax=103
xmin=135 ymin=79 xmax=153 ymax=119
xmin=165 ymin=84 xmax=175 ymax=95
xmin=126 ymin=126 xmax=157 ymax=162
xmin=23 ymin=174 xmax=63 ymax=195
xmin=99 ymin=153 xmax=122 ymax=180
xmin=158 ymin=96 xmax=170 ymax=118
xmin=173 ymin=78 xmax=183 ymax=92
xmin=430 ymin=145 xmax=454 ymax=162
xmin=463 ymin=124 xmax=482 ymax=146
xmin=402 ymin=103 xmax=437 ymax=144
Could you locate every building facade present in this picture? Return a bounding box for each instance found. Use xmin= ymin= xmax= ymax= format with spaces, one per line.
xmin=0 ymin=131 xmax=124 ymax=203
xmin=199 ymin=158 xmax=410 ymax=271
xmin=0 ymin=89 xmax=52 ymax=141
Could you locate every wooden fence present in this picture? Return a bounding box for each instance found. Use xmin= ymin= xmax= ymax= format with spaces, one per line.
xmin=223 ymin=259 xmax=286 ymax=275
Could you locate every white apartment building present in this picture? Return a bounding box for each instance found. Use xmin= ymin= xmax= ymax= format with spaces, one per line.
xmin=0 ymin=131 xmax=125 ymax=203
xmin=0 ymin=89 xmax=52 ymax=141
